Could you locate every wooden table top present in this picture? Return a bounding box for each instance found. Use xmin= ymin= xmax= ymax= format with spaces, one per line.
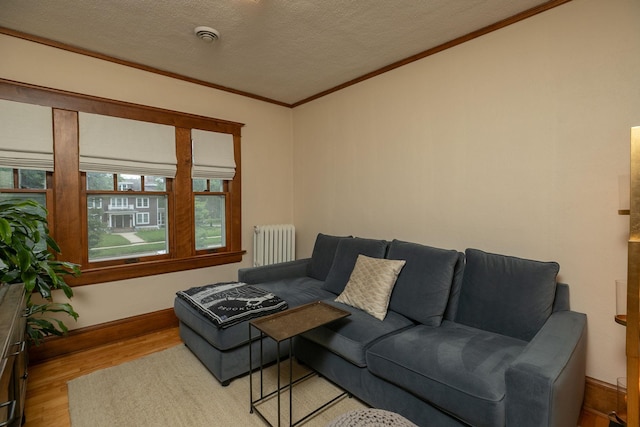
xmin=250 ymin=301 xmax=350 ymax=342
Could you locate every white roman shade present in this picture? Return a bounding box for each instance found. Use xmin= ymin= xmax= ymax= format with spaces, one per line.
xmin=0 ymin=99 xmax=54 ymax=171
xmin=191 ymin=129 xmax=236 ymax=180
xmin=79 ymin=112 xmax=177 ymax=177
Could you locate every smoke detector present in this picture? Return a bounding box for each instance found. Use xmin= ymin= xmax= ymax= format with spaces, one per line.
xmin=194 ymin=26 xmax=220 ymax=43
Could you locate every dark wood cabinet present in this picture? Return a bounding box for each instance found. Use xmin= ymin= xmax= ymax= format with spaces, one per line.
xmin=0 ymin=284 xmax=27 ymax=427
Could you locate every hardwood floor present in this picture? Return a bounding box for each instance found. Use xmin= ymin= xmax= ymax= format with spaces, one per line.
xmin=23 ymin=326 xmax=608 ymax=427
xmin=579 ymin=410 xmax=613 ymax=427
xmin=23 ymin=327 xmax=182 ymax=427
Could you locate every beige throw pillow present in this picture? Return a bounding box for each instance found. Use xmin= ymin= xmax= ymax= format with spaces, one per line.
xmin=335 ymin=255 xmax=406 ymax=320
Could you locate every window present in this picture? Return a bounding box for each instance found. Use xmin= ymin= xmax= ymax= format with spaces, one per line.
xmin=191 ymin=130 xmax=235 ymax=253
xmin=87 ymin=173 xmax=168 ymax=262
xmin=0 ymin=80 xmax=244 ymax=285
xmin=109 ymin=197 xmax=129 ymax=209
xmin=194 ymin=179 xmax=227 ymax=251
xmin=136 ymin=212 xmax=150 ymax=225
xmin=0 ymin=99 xmax=53 ymax=210
xmin=0 ymin=168 xmax=50 ymax=253
xmin=136 ymin=197 xmax=149 ymax=208
xmin=88 ymin=197 xmax=102 ymax=209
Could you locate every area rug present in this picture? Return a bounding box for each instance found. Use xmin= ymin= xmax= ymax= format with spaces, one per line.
xmin=67 ymin=344 xmax=367 ymax=426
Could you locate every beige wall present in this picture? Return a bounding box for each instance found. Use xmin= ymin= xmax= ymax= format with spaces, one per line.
xmin=292 ymin=0 xmax=640 ymax=384
xmin=0 ymin=34 xmax=295 ymax=328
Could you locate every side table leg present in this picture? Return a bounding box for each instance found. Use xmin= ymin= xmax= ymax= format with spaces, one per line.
xmin=260 ymin=331 xmax=264 ymax=397
xmin=289 ymin=337 xmax=293 ymax=427
xmin=277 ymin=340 xmax=281 ymax=427
xmin=249 ymin=323 xmax=253 ymax=413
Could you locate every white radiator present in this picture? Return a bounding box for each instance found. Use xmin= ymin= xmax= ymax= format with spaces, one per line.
xmin=253 ymin=224 xmax=296 ymax=267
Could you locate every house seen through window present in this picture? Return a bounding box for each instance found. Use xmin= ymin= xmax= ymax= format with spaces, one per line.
xmin=86 ymin=173 xmax=169 ymax=262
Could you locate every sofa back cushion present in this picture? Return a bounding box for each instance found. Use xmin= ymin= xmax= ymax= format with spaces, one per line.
xmin=308 ymin=233 xmax=353 ymax=281
xmin=386 ymin=240 xmax=461 ymax=326
xmin=322 ymin=237 xmax=389 ymax=295
xmin=455 ymin=248 xmax=559 ymax=341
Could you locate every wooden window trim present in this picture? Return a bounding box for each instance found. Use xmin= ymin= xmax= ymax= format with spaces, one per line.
xmin=0 ymin=78 xmax=245 ymax=286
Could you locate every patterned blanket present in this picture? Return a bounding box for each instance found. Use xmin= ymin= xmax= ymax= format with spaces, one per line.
xmin=176 ymin=282 xmax=288 ymax=328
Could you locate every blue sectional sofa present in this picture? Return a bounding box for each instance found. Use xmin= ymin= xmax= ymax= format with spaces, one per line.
xmin=173 ymin=233 xmax=587 ymax=427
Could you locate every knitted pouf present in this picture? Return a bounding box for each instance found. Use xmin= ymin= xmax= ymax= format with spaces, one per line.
xmin=327 ymin=409 xmax=418 ymax=427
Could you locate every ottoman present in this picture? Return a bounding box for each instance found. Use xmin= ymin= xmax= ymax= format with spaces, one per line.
xmin=328 ymin=409 xmax=419 ymax=427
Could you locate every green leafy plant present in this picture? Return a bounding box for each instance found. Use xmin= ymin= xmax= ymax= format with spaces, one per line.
xmin=0 ymin=199 xmax=80 ymax=345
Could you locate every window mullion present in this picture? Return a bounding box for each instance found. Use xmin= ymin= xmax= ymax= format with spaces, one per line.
xmin=173 ymin=127 xmax=194 ymax=257
xmin=52 ymin=108 xmax=84 ymax=266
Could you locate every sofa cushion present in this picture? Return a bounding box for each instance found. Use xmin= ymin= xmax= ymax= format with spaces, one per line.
xmin=366 ymin=321 xmax=527 ymax=427
xmin=335 ymin=255 xmax=406 ymax=320
xmin=386 ymin=240 xmax=461 ymax=326
xmin=455 ymin=248 xmax=559 ymax=341
xmin=322 ymin=237 xmax=389 ymax=295
xmin=174 ymin=276 xmax=333 ymax=351
xmin=255 ymin=278 xmax=337 ymax=308
xmin=308 ymin=233 xmax=353 ymax=281
xmin=300 ymin=299 xmax=414 ymax=368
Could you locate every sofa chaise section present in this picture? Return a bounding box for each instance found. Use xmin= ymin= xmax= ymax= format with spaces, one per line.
xmin=174 ymin=266 xmax=334 ymax=385
xmin=173 ymin=234 xmax=350 ymax=385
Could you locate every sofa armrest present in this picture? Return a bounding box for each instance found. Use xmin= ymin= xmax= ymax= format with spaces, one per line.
xmin=505 ymin=310 xmax=587 ymax=427
xmin=238 ymin=258 xmax=311 ymax=284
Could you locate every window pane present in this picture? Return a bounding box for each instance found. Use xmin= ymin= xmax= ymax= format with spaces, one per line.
xmin=194 ymin=195 xmax=225 ymax=250
xmin=192 ymin=178 xmax=207 ymax=192
xmin=157 ymin=197 xmax=166 ymax=226
xmin=0 ymin=168 xmax=13 ymax=188
xmin=192 ymin=179 xmax=224 ymax=192
xmin=144 ymin=176 xmax=166 ymax=191
xmin=18 ymin=169 xmax=46 ymax=189
xmin=0 ymin=192 xmax=46 ymax=207
xmin=0 ymin=169 xmax=47 ymax=189
xmin=87 ymin=172 xmax=114 ymax=191
xmin=88 ymin=194 xmax=168 ymax=262
xmin=210 ymin=179 xmax=223 ymax=192
xmin=136 ymin=197 xmax=149 ymax=208
xmin=118 ymin=174 xmax=141 ymax=191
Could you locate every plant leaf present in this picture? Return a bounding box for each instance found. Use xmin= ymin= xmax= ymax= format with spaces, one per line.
xmin=0 ymin=218 xmax=11 ymax=243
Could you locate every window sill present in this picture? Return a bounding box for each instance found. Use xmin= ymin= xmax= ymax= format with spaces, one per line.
xmin=68 ymin=250 xmax=246 ymax=286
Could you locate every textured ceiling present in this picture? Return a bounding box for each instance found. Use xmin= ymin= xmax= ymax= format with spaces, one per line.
xmin=0 ymin=0 xmax=557 ymax=106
